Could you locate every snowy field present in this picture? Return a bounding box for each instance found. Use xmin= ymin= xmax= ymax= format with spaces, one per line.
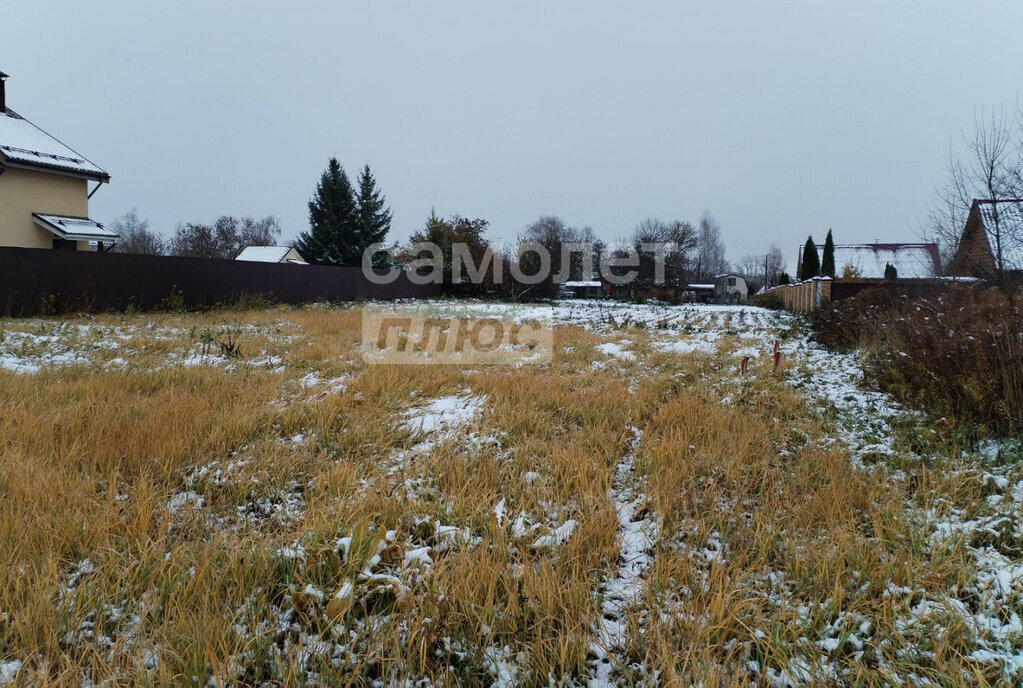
xmin=0 ymin=300 xmax=1020 ymax=687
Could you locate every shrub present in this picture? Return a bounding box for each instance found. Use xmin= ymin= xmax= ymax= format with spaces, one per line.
xmin=811 ymin=285 xmax=1023 ymax=434
xmin=158 ymin=285 xmax=187 ymax=312
xmin=753 ymin=292 xmax=785 ymax=311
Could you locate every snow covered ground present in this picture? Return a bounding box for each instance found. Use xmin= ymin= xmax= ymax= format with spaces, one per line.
xmin=0 ymin=320 xmax=295 ymax=374
xmin=1 ymin=300 xmax=1019 ymax=686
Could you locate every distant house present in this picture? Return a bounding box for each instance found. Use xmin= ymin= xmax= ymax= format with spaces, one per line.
xmin=236 ymin=246 xmax=308 ymax=265
xmin=0 ymin=71 xmax=115 ymax=251
xmin=714 ymin=273 xmax=748 ymax=302
xmin=946 ymin=199 xmax=1023 ymax=281
xmin=798 ymin=242 xmax=941 ymax=280
xmin=560 ymin=280 xmax=603 ymax=299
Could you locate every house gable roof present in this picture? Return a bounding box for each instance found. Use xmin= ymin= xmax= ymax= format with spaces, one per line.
xmin=807 ymin=243 xmax=941 ymax=279
xmin=0 ymin=109 xmax=109 ymax=182
xmin=972 ymin=199 xmax=1023 ymax=270
xmin=236 ymin=246 xmax=308 ymax=264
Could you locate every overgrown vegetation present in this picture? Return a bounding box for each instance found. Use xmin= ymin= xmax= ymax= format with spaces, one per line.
xmin=1 ymin=303 xmax=1019 ymax=685
xmin=812 ymin=284 xmax=1023 ymax=434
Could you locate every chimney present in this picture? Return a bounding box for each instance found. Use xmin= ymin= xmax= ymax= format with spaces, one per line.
xmin=0 ymin=71 xmax=7 ymax=112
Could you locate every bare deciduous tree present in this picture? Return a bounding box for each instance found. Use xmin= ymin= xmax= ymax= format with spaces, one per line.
xmin=737 ymin=254 xmax=765 ymax=293
xmin=926 ymin=108 xmax=1023 ymax=281
xmin=924 ymin=185 xmax=971 ymax=269
xmin=171 ymin=222 xmax=221 ymax=259
xmin=765 ymin=244 xmax=786 ymax=288
xmin=111 ymin=208 xmax=166 ymax=255
xmin=240 ymin=215 xmax=283 ymax=248
xmin=732 ymin=245 xmax=786 ymax=293
xmin=632 ymin=218 xmax=697 ymax=287
xmin=696 ymin=211 xmax=729 ymax=281
xmin=170 ymin=215 xmax=283 ymax=260
xmin=518 ymin=216 xmax=596 ymax=297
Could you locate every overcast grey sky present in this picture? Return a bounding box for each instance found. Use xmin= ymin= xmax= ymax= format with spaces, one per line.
xmin=5 ymin=1 xmax=1022 ymax=271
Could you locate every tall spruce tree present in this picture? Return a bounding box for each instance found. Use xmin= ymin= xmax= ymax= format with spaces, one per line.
xmin=354 ymin=164 xmax=393 ymax=267
xmin=294 ymin=158 xmax=358 ymax=266
xmin=821 ymin=229 xmax=836 ymax=277
xmin=800 ymin=236 xmax=820 ymax=280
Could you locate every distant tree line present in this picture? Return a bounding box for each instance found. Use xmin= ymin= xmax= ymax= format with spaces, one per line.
xmin=737 ymin=245 xmax=786 ymax=292
xmin=112 ymin=156 xmax=807 ymax=297
xmin=111 ymin=209 xmax=282 ymax=259
xmin=170 ymin=216 xmax=282 ymax=259
xmin=109 ymin=157 xmax=393 ymax=265
xmin=386 ymin=209 xmax=795 ymax=300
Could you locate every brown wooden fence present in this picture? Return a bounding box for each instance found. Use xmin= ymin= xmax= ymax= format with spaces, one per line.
xmin=761 ymin=278 xmax=955 ymax=314
xmin=0 ymin=247 xmax=441 ymax=316
xmin=761 ymin=278 xmax=833 ymax=313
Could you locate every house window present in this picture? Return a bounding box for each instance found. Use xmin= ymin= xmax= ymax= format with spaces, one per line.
xmin=728 ymin=277 xmax=736 ymax=286
xmin=52 ymin=239 xmax=76 ymax=251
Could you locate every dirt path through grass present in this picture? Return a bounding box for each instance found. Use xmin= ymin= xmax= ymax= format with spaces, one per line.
xmin=588 ymin=426 xmax=655 ymax=687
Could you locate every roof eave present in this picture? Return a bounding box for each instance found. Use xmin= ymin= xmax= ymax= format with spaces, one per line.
xmin=54 ymin=233 xmax=118 ymax=241
xmin=0 ymin=154 xmax=110 ymax=184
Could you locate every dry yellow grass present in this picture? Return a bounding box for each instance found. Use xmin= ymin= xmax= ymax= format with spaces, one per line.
xmin=0 ymin=303 xmax=1018 ymax=687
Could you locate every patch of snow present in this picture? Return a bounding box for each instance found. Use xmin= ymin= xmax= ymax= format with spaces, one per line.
xmin=484 ymin=645 xmax=521 ymax=688
xmin=399 ymin=392 xmax=487 ymax=456
xmin=166 ymin=491 xmax=204 ymax=514
xmin=595 ymin=342 xmax=635 ymax=361
xmin=403 ymin=547 xmax=434 ymax=568
xmin=405 ymin=393 xmax=484 ymax=436
xmin=531 ymin=519 xmax=577 ymax=549
xmin=651 ymin=338 xmax=716 ymax=356
xmin=0 ymin=660 xmax=22 ymax=685
xmin=331 ymin=581 xmax=354 ymax=601
xmin=589 ymin=426 xmax=658 ymax=686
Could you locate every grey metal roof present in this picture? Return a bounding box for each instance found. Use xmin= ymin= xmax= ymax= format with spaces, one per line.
xmin=806 ymin=243 xmax=941 ymax=279
xmin=236 ymin=246 xmax=308 ymax=264
xmin=33 ymin=214 xmax=119 ymax=241
xmin=0 ymin=109 xmax=109 ymax=182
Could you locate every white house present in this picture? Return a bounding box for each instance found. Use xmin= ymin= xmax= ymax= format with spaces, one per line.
xmin=714 ymin=273 xmax=748 ymax=302
xmin=236 ymin=246 xmax=308 ymax=265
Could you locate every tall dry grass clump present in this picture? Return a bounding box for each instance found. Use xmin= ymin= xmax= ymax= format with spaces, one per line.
xmin=812 ymin=284 xmax=1023 ymax=434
